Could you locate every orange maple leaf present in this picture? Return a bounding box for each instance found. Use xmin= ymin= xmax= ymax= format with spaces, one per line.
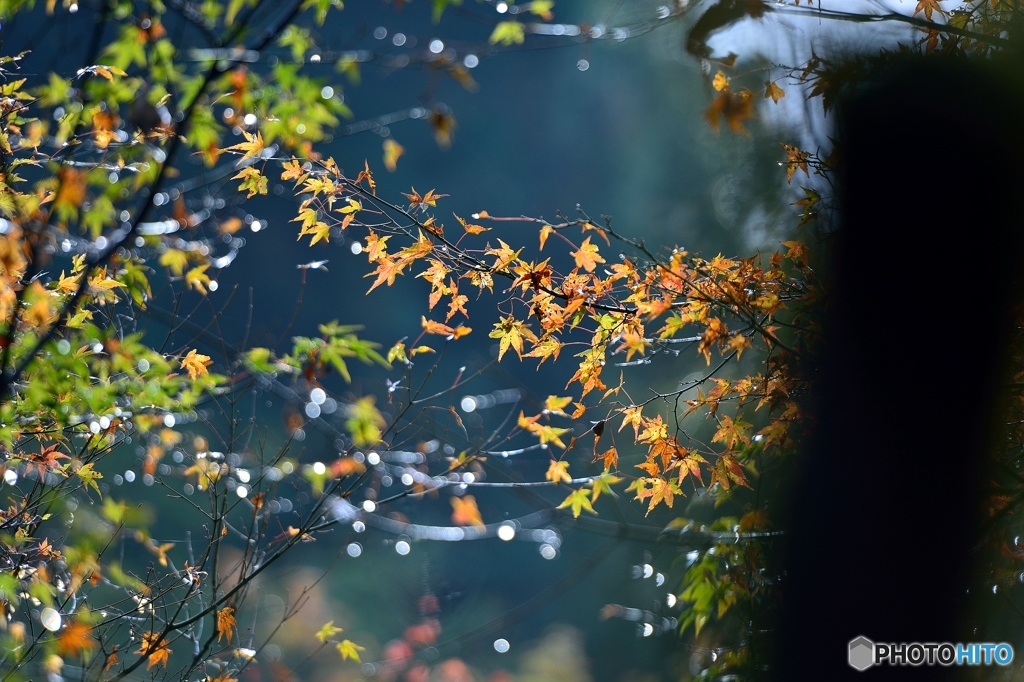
xmin=403 ymin=187 xmax=448 ymax=210
xmin=180 ymin=349 xmax=212 ymax=380
xmin=914 ymin=0 xmax=943 ymax=20
xmin=57 ymin=621 xmax=96 ymax=657
xmin=422 ymin=317 xmax=455 ymax=336
xmin=596 ymin=447 xmax=618 ymax=470
xmin=365 ymin=255 xmax=406 ymax=294
xmin=571 ymin=237 xmax=606 ymax=273
xmin=217 ymin=607 xmax=237 ymax=643
xmin=136 ymin=632 xmax=171 ymax=669
xmin=450 ymin=495 xmax=484 ymax=527
xmin=454 ymin=213 xmax=489 ymax=235
xmin=704 ymin=88 xmax=755 ymax=135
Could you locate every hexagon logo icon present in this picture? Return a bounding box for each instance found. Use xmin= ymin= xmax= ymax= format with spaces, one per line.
xmin=848 ymin=636 xmax=875 ymax=671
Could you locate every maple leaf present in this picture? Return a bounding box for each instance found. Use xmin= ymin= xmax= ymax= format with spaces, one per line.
xmin=511 ymin=258 xmax=553 ymax=293
xmin=589 ymin=472 xmax=621 ymax=503
xmin=640 ymin=428 xmax=672 ymax=469
xmin=186 ymin=264 xmax=212 ymax=294
xmin=914 ymin=0 xmax=943 ymax=20
xmin=232 ymin=165 xmax=268 ymax=198
xmin=337 ymin=639 xmax=365 ymax=662
xmin=358 ymin=161 xmax=378 ymax=196
xmin=704 ymin=88 xmax=755 ymax=135
xmin=87 ymin=273 xmax=123 ymax=293
xmin=571 ymin=237 xmax=606 ymax=273
xmin=523 ymin=338 xmax=563 ymax=367
xmin=54 ymin=270 xmax=80 ymax=294
xmin=617 ymin=406 xmax=644 ymax=439
xmin=181 ymin=349 xmax=212 ymax=380
xmin=764 ymin=80 xmax=786 ymax=103
xmin=76 ymin=462 xmax=103 ymax=496
xmin=137 ymin=632 xmax=171 ymax=669
xmin=489 ymin=316 xmax=529 ymax=361
xmin=677 ymin=451 xmax=708 ymax=488
xmin=712 ymin=70 xmax=730 ymax=92
xmin=782 ymin=144 xmax=810 ymax=183
xmin=57 ymin=621 xmax=96 ymax=657
xmin=366 ymin=255 xmax=407 ymax=293
xmin=337 ymin=198 xmax=362 ymax=215
xmin=544 ymin=395 xmax=572 ymax=415
xmin=646 ymin=477 xmax=680 ymax=513
xmin=485 ymin=239 xmax=522 ymax=273
xmin=146 ymin=540 xmax=174 ymax=567
xmin=217 ymin=606 xmax=237 ymax=643
xmin=538 ymin=224 xmax=555 ymax=250
xmin=445 ymin=279 xmax=469 ymax=322
xmin=710 ymin=454 xmax=752 ymax=491
xmin=616 ymin=333 xmax=648 ymax=362
xmin=383 ymin=138 xmax=404 ymax=172
xmin=450 ymin=495 xmax=484 ymax=527
xmin=712 ymin=415 xmax=751 ymax=450
xmin=281 ymin=157 xmax=308 ymax=186
xmin=403 ymin=187 xmax=448 ymax=210
xmin=159 ymin=248 xmax=190 ymax=277
xmin=316 ymin=621 xmax=343 ymax=643
xmin=557 ymin=488 xmax=596 ymax=518
xmin=364 ymin=230 xmax=391 ymax=262
xmin=24 ymin=443 xmax=69 ymax=479
xmin=490 ymin=20 xmax=525 ymax=45
xmin=726 ymin=333 xmax=752 ymax=359
xmin=596 ymin=447 xmax=618 ymax=471
xmin=530 ymin=0 xmax=554 ymax=19
xmin=223 ymin=130 xmax=265 ymax=160
xmin=545 ymin=459 xmax=572 ymax=484
xmin=454 ymin=213 xmax=489 ymax=235
xmin=422 ymin=317 xmax=456 ymax=337
xmin=387 ymin=341 xmax=408 ymax=365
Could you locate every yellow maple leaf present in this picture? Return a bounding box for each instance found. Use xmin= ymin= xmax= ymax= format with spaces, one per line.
xmin=545 ymin=459 xmax=571 ymax=484
xmin=180 ymin=349 xmax=212 ymax=380
xmin=764 ymin=80 xmax=786 ymax=103
xmin=383 ymin=138 xmax=404 ymax=172
xmin=571 ymin=237 xmax=605 ymax=273
xmin=281 ymin=157 xmax=308 ymax=186
xmin=712 ymin=70 xmax=730 ymax=91
xmin=186 ymin=264 xmax=211 ymax=294
xmin=544 ymin=395 xmax=572 ymax=415
xmin=487 ymin=315 xmax=528 ymax=360
xmin=224 ymin=130 xmax=265 ymax=160
xmin=337 ymin=639 xmax=365 ymax=662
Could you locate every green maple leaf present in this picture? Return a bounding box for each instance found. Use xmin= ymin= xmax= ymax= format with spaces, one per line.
xmin=77 ymin=462 xmax=103 ymax=497
xmin=589 ymin=471 xmax=621 ymax=503
xmin=557 ymin=488 xmax=596 ymax=518
xmin=316 ymin=621 xmax=342 ymax=643
xmin=337 ymin=639 xmax=365 ymax=662
xmin=490 ymin=21 xmax=525 ymax=46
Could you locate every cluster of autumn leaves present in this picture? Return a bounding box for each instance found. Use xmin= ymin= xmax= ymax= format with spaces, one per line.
xmin=258 ymin=150 xmax=819 ymax=522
